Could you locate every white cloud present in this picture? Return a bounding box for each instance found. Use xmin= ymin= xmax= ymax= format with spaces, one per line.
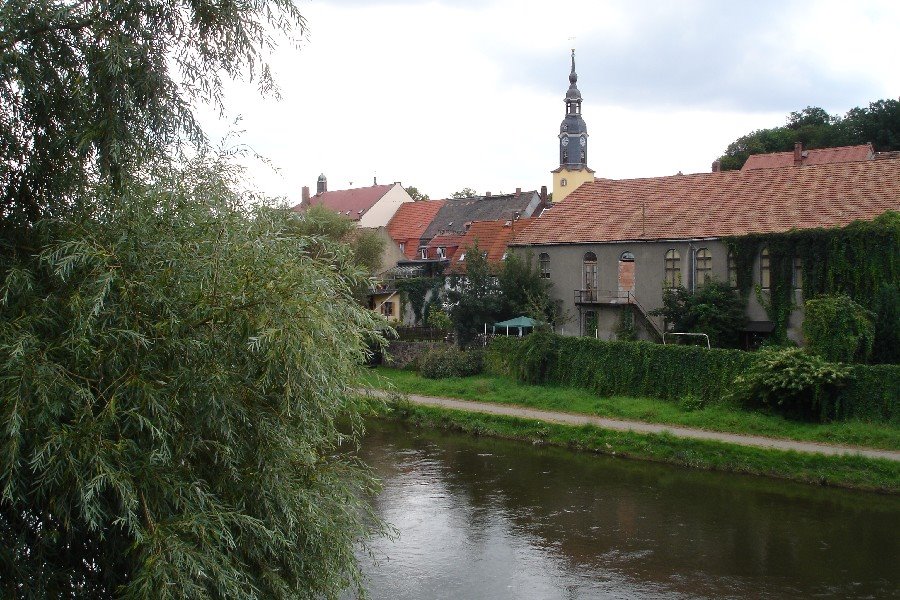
xmin=195 ymin=0 xmax=900 ymax=204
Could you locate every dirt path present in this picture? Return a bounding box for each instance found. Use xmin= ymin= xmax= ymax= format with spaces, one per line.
xmin=400 ymin=393 xmax=900 ymax=462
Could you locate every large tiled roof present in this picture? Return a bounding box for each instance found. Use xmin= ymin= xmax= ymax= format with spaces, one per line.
xmin=386 ymin=200 xmax=446 ymax=258
xmin=511 ymin=159 xmax=900 ymax=246
xmin=742 ymin=144 xmax=873 ymax=170
xmin=292 ymin=184 xmax=394 ymax=221
xmin=450 ymin=218 xmax=532 ymax=272
xmin=423 ymin=191 xmax=542 ymax=240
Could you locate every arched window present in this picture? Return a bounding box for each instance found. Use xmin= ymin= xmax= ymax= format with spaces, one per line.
xmin=583 ymin=252 xmax=598 ymax=300
xmin=560 ymin=178 xmax=568 ymax=187
xmin=696 ymin=248 xmax=712 ymax=284
xmin=760 ymin=247 xmax=770 ymax=290
xmin=539 ymin=253 xmax=551 ymax=279
xmin=620 ymin=251 xmax=635 ymax=262
xmin=793 ymin=256 xmax=803 ymax=290
xmin=664 ymin=249 xmax=681 ymax=288
xmin=727 ymin=250 xmax=737 ymax=289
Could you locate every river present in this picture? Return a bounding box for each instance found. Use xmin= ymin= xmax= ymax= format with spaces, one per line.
xmin=353 ymin=420 xmax=899 ymax=599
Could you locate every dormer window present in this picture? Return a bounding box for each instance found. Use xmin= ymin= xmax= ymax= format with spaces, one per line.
xmin=419 ymin=247 xmax=428 ymax=259
xmin=437 ymin=247 xmax=446 ymax=259
xmin=399 ymin=242 xmax=406 ymax=253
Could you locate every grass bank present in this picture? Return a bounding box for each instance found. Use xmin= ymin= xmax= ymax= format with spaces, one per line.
xmin=364 ymin=368 xmax=900 ymax=451
xmin=381 ymin=401 xmax=900 ymax=494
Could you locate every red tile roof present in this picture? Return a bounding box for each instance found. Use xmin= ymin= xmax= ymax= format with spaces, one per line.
xmin=293 ymin=184 xmax=394 ymax=221
xmin=742 ymin=144 xmax=873 ymax=170
xmin=386 ymin=200 xmax=446 ymax=258
xmin=450 ymin=218 xmax=533 ymax=272
xmin=512 ymin=159 xmax=900 ymax=246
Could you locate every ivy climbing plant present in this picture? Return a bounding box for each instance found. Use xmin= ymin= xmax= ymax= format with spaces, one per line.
xmin=395 ymin=276 xmax=444 ymax=325
xmin=725 ymin=211 xmax=899 ymax=361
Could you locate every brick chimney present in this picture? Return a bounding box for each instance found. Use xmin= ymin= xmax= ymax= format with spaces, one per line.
xmin=486 ymin=191 xmax=491 ymax=197
xmin=540 ymin=185 xmax=548 ymax=203
xmin=711 ymin=160 xmax=721 ymax=173
xmin=301 ymin=186 xmax=310 ymax=207
xmin=515 ymin=187 xmax=521 ymax=196
xmin=794 ymin=142 xmax=803 ymax=167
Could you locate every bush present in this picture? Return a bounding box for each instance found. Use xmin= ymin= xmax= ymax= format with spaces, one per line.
xmin=420 ymin=346 xmax=484 ymax=379
xmin=731 ymin=348 xmax=852 ymax=421
xmin=803 ymin=294 xmax=875 ymax=363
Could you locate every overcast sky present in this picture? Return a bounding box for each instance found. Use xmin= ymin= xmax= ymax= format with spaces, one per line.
xmin=197 ymin=0 xmax=900 ymax=203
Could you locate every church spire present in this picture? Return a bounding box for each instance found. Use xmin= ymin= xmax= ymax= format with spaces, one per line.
xmin=569 ymin=48 xmax=578 ymax=86
xmin=559 ymin=49 xmax=587 ymax=167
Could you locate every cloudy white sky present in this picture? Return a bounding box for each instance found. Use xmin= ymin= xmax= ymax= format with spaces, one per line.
xmin=198 ymin=0 xmax=900 ymax=204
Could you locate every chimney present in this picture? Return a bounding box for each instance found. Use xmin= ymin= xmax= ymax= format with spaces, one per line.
xmin=515 ymin=187 xmax=521 ymax=196
xmin=711 ymin=160 xmax=721 ymax=173
xmin=540 ymin=185 xmax=548 ymax=203
xmin=316 ymin=173 xmax=327 ymax=194
xmin=794 ymin=142 xmax=803 ymax=166
xmin=486 ymin=191 xmax=491 ymax=197
xmin=373 ymin=176 xmax=377 ymax=185
xmin=301 ymin=186 xmax=310 ymax=206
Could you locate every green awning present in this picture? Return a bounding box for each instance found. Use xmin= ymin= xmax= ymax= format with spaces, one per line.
xmin=492 ymin=316 xmax=541 ymax=329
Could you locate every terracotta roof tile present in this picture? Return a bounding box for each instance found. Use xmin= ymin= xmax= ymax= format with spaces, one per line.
xmin=742 ymin=144 xmax=873 ymax=170
xmin=292 ymin=184 xmax=394 ymax=220
xmin=450 ymin=218 xmax=532 ymax=272
xmin=512 ymin=159 xmax=900 ymax=246
xmin=385 ymin=200 xmax=446 ymax=259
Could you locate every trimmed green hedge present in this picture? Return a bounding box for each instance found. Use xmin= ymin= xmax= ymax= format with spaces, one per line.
xmin=486 ymin=334 xmax=899 ymax=423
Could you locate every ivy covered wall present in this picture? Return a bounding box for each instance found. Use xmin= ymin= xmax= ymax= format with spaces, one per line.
xmin=725 ymin=211 xmax=899 ymax=362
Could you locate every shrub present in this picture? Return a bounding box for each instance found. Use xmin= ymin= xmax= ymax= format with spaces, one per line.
xmin=803 ymin=294 xmax=875 ymax=363
xmin=420 ymin=346 xmax=484 ymax=379
xmin=650 ymin=280 xmax=747 ymax=348
xmin=731 ymin=348 xmax=852 ymax=421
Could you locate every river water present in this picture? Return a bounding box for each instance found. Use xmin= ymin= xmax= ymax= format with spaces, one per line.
xmin=354 ymin=421 xmax=899 ymax=599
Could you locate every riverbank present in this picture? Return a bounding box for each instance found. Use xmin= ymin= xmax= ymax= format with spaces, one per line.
xmin=366 ymin=368 xmax=900 ymax=450
xmin=380 ymin=400 xmax=900 ymax=493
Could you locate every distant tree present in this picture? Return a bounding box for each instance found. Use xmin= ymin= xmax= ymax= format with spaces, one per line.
xmin=651 ymin=280 xmax=746 ymax=348
xmin=497 ymin=251 xmax=553 ymax=322
xmin=716 ymin=99 xmax=900 ymax=170
xmin=451 ymin=187 xmax=478 ymax=198
xmin=803 ymin=294 xmax=875 ymax=364
xmin=447 ymin=241 xmax=501 ymax=346
xmin=405 ymin=186 xmax=430 ymax=201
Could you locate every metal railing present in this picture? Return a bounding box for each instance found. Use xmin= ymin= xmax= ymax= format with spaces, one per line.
xmin=575 ymin=289 xmax=665 ymax=341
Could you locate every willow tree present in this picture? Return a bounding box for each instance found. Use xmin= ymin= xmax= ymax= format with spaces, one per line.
xmin=1 ymin=2 xmax=389 ymax=598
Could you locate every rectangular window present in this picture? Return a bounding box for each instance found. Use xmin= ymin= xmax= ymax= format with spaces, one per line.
xmin=419 ymin=247 xmax=428 ymax=259
xmin=664 ymin=249 xmax=681 ymax=288
xmin=727 ymin=251 xmax=737 ymax=289
xmin=760 ymin=248 xmax=771 ymax=290
xmin=793 ymin=256 xmax=803 ymax=290
xmin=696 ymin=248 xmax=712 ymax=285
xmin=539 ymin=253 xmax=551 ymax=279
xmin=381 ymin=301 xmax=394 ymax=317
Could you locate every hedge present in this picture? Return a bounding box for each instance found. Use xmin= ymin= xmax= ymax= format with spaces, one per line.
xmin=485 ymin=334 xmax=899 ymax=423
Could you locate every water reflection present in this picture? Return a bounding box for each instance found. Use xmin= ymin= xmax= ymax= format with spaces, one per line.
xmin=355 ymin=421 xmax=900 ymax=599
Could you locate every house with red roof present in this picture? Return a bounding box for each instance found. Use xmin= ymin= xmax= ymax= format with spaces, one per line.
xmin=292 ymin=174 xmax=413 ymax=229
xmin=448 ymin=218 xmax=532 ymax=274
xmin=386 ymin=200 xmax=447 ymax=259
xmin=740 ymin=142 xmax=874 ymax=170
xmin=511 ymin=152 xmax=900 ymax=343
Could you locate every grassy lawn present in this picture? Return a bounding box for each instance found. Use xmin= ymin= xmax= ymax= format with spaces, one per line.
xmin=362 ymin=367 xmax=900 ymax=451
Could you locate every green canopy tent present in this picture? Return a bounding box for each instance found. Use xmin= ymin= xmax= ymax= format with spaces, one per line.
xmin=491 ymin=316 xmax=542 ymax=337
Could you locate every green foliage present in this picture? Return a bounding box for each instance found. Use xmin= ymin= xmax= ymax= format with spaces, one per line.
xmin=615 ymin=308 xmax=639 ymax=341
xmin=404 ymin=186 xmax=429 ymax=201
xmin=419 ymin=346 xmax=484 ymax=379
xmin=498 ymin=251 xmax=553 ymax=322
xmin=487 ymin=334 xmax=753 ymax=403
xmin=731 ymin=348 xmax=851 ymax=421
xmin=426 ymin=307 xmax=452 ymax=330
xmin=803 ymin=294 xmax=875 ymax=363
xmin=288 ymin=205 xmax=386 ymax=275
xmin=395 ymin=277 xmax=443 ymax=325
xmin=485 ymin=334 xmax=899 ymax=423
xmin=651 ymin=280 xmax=746 ymax=348
xmin=717 ymin=99 xmax=900 ymax=170
xmin=0 ymin=158 xmax=386 ymax=598
xmin=0 ymin=0 xmax=305 ymax=230
xmin=448 ymin=242 xmax=501 ymax=347
xmin=726 ymin=211 xmax=900 ymax=359
xmin=450 ymin=187 xmax=478 ymax=199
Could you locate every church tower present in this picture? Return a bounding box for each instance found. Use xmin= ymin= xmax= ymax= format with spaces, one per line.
xmin=551 ymin=50 xmax=594 ymax=203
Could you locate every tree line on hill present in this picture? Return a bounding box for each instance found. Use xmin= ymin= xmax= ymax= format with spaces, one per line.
xmin=717 ymin=99 xmax=900 ymax=170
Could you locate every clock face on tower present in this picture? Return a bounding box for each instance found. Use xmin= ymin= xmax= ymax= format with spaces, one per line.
xmin=580 ymin=137 xmax=586 ymax=147
xmin=561 ymin=137 xmax=569 ymax=147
